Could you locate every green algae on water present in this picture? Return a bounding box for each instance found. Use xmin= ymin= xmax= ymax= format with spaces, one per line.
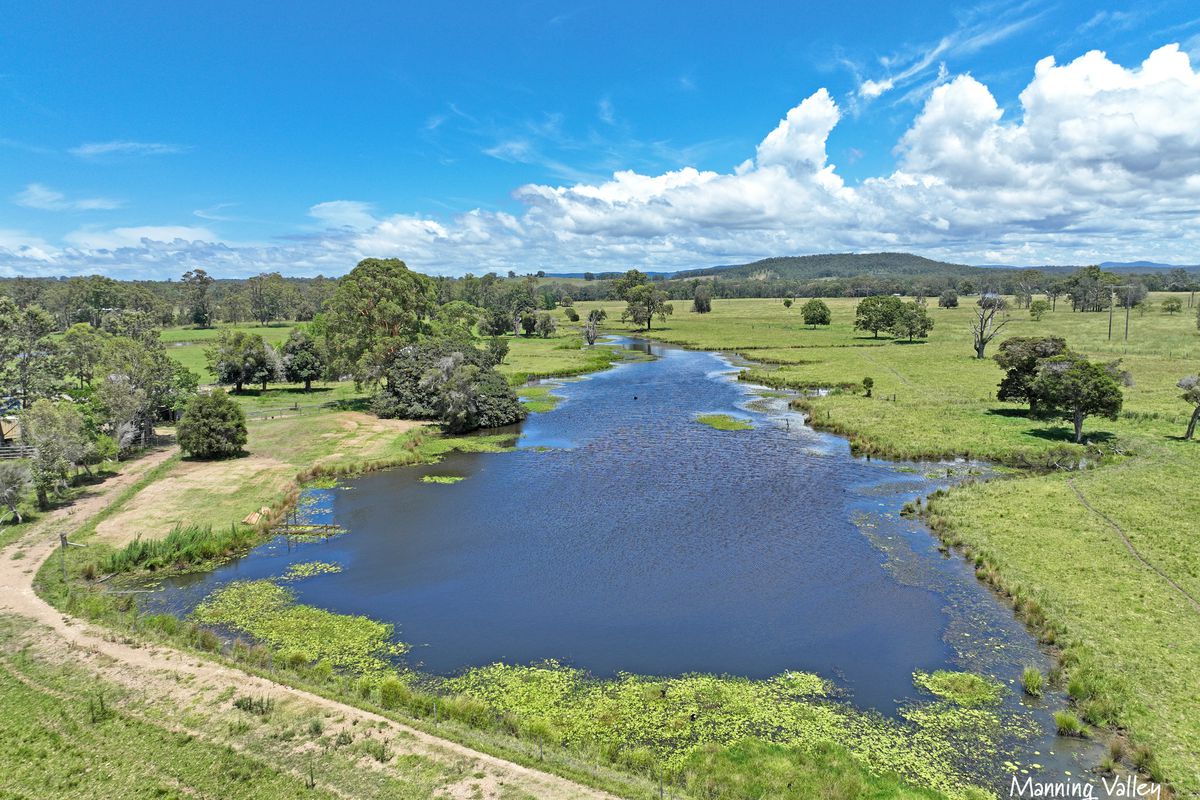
xmin=420 ymin=475 xmax=465 ymax=484
xmin=695 ymin=413 xmax=754 ymax=431
xmin=913 ymin=670 xmax=1005 ymax=707
xmin=281 ymin=561 xmax=343 ymax=580
xmin=194 ymin=580 xmax=405 ymax=674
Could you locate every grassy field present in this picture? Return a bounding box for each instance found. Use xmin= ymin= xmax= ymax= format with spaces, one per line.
xmin=562 ymin=293 xmax=1200 ymax=795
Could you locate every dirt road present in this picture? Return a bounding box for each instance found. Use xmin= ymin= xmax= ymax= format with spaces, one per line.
xmin=0 ymin=447 xmax=616 ymax=800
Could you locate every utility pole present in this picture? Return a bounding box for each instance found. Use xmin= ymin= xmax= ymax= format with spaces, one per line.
xmin=1108 ymin=289 xmax=1115 ymax=340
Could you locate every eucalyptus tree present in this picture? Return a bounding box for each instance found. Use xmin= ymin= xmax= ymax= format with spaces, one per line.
xmin=1179 ymin=375 xmax=1200 ymax=440
xmin=0 ymin=462 xmax=30 ymax=524
xmin=1031 ymin=356 xmax=1128 ymax=443
xmin=971 ymin=295 xmax=1009 ymax=358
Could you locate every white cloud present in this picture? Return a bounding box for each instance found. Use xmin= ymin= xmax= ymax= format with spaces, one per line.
xmin=14 ymin=183 xmax=122 ymax=211
xmin=64 ymin=226 xmax=217 ymax=250
xmin=858 ymin=78 xmax=894 ymax=98
xmin=6 ymin=43 xmax=1200 ymax=276
xmin=69 ymin=140 xmax=185 ymax=158
xmin=309 ymin=200 xmax=378 ymax=230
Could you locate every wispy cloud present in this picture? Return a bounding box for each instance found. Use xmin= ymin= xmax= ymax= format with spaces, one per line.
xmin=853 ymin=1 xmax=1046 ymax=102
xmin=69 ymin=140 xmax=186 ymax=158
xmin=598 ymin=96 xmax=615 ymax=125
xmin=13 ymin=183 xmax=122 ymax=211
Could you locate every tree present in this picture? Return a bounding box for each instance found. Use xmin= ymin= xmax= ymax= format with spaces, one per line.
xmin=854 ymin=295 xmax=904 ymax=338
xmin=621 ymin=284 xmax=673 ymax=330
xmin=801 ymin=299 xmax=831 ymax=328
xmin=98 ymin=336 xmax=197 ymax=444
xmin=889 ymin=302 xmax=934 ymax=342
xmin=20 ymin=400 xmax=88 ymax=509
xmin=375 ymin=339 xmax=525 ymax=432
xmin=177 ymin=391 xmax=247 ymax=459
xmin=0 ymin=462 xmax=30 ymax=524
xmin=282 ymin=329 xmax=325 ymax=391
xmin=486 ymin=336 xmax=509 ymax=366
xmin=692 ymin=285 xmax=712 ymax=313
xmin=584 ymin=309 xmax=606 ymax=346
xmin=994 ymin=336 xmax=1069 ymax=414
xmin=1178 ymin=375 xmax=1200 ymax=440
xmin=247 ymin=272 xmax=291 ymax=325
xmin=783 ymin=298 xmax=793 ymax=309
xmin=938 ymin=290 xmax=958 ymax=308
xmin=0 ymin=299 xmax=60 ymax=408
xmin=324 ymin=258 xmax=436 ymax=385
xmin=1162 ymin=297 xmax=1183 ymax=315
xmin=1030 ymin=355 xmax=1126 ymax=443
xmin=862 ymin=377 xmax=874 ymax=398
xmin=181 ymin=268 xmax=215 ymax=327
xmin=520 ymin=311 xmax=538 ymax=336
xmin=970 ymin=296 xmax=1009 ymax=358
xmin=534 ymin=312 xmax=557 ymax=338
xmin=61 ymin=323 xmax=108 ymax=389
xmin=1029 ymin=299 xmax=1051 ymax=321
xmin=611 ymin=269 xmax=650 ymax=301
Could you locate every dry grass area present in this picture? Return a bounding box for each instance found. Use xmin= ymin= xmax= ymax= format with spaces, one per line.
xmin=94 ymin=412 xmax=427 ymax=547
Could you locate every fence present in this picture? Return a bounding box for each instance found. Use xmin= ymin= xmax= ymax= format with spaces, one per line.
xmin=0 ymin=446 xmax=35 ymax=460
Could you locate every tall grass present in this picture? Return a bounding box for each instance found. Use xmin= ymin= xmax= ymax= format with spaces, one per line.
xmin=100 ymin=524 xmax=257 ymax=573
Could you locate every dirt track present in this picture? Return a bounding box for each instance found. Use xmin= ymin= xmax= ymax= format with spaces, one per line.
xmin=0 ymin=447 xmax=615 ymax=800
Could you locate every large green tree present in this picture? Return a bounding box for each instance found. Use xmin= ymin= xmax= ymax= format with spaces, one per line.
xmin=621 ymin=284 xmax=673 ymax=330
xmin=889 ymin=302 xmax=934 ymax=342
xmin=993 ymin=336 xmax=1069 ymax=414
xmin=324 ymin=258 xmax=436 ymax=385
xmin=282 ymin=329 xmax=325 ymax=391
xmin=801 ymin=299 xmax=831 ymax=328
xmin=177 ymin=391 xmax=248 ymax=459
xmin=1031 ymin=355 xmax=1126 ymax=443
xmin=0 ymin=298 xmax=60 ymax=408
xmin=247 ymin=271 xmax=293 ymax=325
xmin=853 ymin=295 xmax=904 ymax=338
xmin=61 ymin=323 xmax=108 ymax=389
xmin=181 ymin=268 xmax=215 ymax=327
xmin=20 ymin=400 xmax=89 ymax=509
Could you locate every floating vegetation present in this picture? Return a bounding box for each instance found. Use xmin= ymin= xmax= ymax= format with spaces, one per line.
xmin=913 ymin=671 xmax=1005 ymax=707
xmin=281 ymin=561 xmax=343 ymax=581
xmin=695 ymin=413 xmax=754 ymax=431
xmin=194 ymin=580 xmax=405 ymax=674
xmin=420 ymin=475 xmax=464 ymax=484
xmin=444 ymin=661 xmax=1018 ymax=796
xmin=519 ymin=385 xmax=564 ymax=413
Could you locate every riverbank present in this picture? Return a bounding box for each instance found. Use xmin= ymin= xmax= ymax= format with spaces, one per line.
xmin=577 ymin=296 xmax=1198 ymax=797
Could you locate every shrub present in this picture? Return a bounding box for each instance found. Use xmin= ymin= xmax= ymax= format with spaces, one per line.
xmin=1054 ymin=710 xmax=1088 ymax=737
xmin=378 ymin=676 xmax=408 ymax=710
xmin=563 ymin=307 xmax=579 ymax=322
xmin=938 ymin=289 xmax=958 ymax=308
xmin=177 ymin=390 xmax=247 ymax=459
xmin=1021 ymin=666 xmax=1043 ymax=697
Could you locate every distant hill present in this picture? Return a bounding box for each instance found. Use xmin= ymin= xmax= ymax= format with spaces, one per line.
xmin=673 ymin=252 xmax=985 ymax=281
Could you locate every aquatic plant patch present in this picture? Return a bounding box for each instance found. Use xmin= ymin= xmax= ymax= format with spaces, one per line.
xmin=280 ymin=561 xmax=343 ymax=580
xmin=695 ymin=413 xmax=754 ymax=431
xmin=420 ymin=475 xmax=465 ymax=484
xmin=194 ymin=580 xmax=405 ymax=674
xmin=445 ymin=661 xmax=1024 ymax=796
xmin=913 ymin=671 xmax=1006 ymax=707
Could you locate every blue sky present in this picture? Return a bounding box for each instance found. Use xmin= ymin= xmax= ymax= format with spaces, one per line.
xmin=3 ymin=0 xmax=1200 ymax=277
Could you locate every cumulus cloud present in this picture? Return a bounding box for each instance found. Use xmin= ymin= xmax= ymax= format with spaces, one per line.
xmin=69 ymin=140 xmax=185 ymax=158
xmin=5 ymin=44 xmax=1200 ymax=277
xmin=14 ymin=183 xmax=122 ymax=211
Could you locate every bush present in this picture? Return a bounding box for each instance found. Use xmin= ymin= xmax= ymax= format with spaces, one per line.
xmin=378 ymin=676 xmax=408 ymax=710
xmin=1021 ymin=666 xmax=1043 ymax=696
xmin=1054 ymin=710 xmax=1088 ymax=737
xmin=177 ymin=390 xmax=247 ymax=459
xmin=564 ymin=307 xmax=579 ymax=322
xmin=938 ymin=289 xmax=958 ymax=308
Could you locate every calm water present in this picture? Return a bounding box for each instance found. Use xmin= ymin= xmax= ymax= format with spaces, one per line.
xmin=146 ymin=338 xmax=1106 ymax=791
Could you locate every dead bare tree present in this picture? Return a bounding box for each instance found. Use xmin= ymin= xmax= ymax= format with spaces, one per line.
xmin=971 ymin=296 xmax=1010 ymax=359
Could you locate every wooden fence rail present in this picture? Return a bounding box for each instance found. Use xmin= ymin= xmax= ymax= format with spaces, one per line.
xmin=0 ymin=446 xmax=35 ymax=460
